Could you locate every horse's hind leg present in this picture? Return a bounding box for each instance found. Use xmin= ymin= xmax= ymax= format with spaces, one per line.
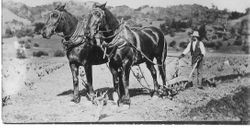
xmin=156 ymin=58 xmax=166 ymax=86
xmin=70 ymin=63 xmax=80 ymax=103
xmin=145 ymin=62 xmax=159 ymax=97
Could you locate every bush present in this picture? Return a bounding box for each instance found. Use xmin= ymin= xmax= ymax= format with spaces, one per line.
xmin=160 ymin=24 xmax=168 ymax=35
xmin=215 ymin=41 xmax=223 ymax=50
xmin=16 ymin=49 xmax=26 ymax=59
xmin=205 ymin=42 xmax=216 ymax=48
xmin=242 ymin=45 xmax=249 ymax=54
xmin=33 ymin=43 xmax=39 ymax=47
xmin=169 ymin=40 xmax=176 ymax=47
xmin=16 ymin=28 xmax=34 ymax=38
xmin=212 ymin=35 xmax=217 ymax=40
xmin=24 ymin=42 xmax=31 ymax=49
xmin=5 ymin=28 xmax=13 ymax=38
xmin=179 ymin=41 xmax=188 ymax=49
xmin=53 ymin=50 xmax=65 ymax=57
xmin=169 ymin=29 xmax=175 ymax=37
xmin=33 ymin=22 xmax=45 ymax=34
xmin=234 ymin=36 xmax=242 ymax=46
xmin=33 ymin=51 xmax=49 ymax=57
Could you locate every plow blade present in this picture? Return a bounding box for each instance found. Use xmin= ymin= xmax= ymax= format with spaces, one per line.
xmin=167 ymin=76 xmax=190 ymax=86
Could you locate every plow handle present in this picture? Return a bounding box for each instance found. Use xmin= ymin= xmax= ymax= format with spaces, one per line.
xmin=189 ymin=59 xmax=200 ymax=78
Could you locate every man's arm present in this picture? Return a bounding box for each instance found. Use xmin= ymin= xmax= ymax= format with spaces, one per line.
xmin=199 ymin=41 xmax=206 ymax=56
xmin=179 ymin=42 xmax=191 ymax=59
xmin=182 ymin=42 xmax=191 ymax=55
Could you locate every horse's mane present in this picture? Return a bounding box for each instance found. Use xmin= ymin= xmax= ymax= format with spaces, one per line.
xmin=103 ymin=8 xmax=119 ymax=31
xmin=60 ymin=8 xmax=77 ymax=22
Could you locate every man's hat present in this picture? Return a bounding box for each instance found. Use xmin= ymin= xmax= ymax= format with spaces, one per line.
xmin=191 ymin=31 xmax=200 ymax=37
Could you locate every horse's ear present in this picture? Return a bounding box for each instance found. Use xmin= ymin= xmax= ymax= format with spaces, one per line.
xmin=92 ymin=3 xmax=97 ymax=8
xmin=120 ymin=18 xmax=124 ymax=24
xmin=57 ymin=3 xmax=66 ymax=11
xmin=99 ymin=2 xmax=107 ymax=9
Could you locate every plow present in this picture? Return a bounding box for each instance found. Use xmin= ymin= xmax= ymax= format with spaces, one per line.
xmin=131 ymin=55 xmax=217 ymax=97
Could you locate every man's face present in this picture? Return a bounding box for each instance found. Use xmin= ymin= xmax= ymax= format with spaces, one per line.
xmin=192 ymin=36 xmax=197 ymax=42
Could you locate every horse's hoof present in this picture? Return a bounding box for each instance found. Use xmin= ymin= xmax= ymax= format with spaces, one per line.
xmin=71 ymin=97 xmax=80 ymax=103
xmin=118 ymin=103 xmax=130 ymax=111
xmin=112 ymin=92 xmax=119 ymax=103
xmin=118 ymin=97 xmax=130 ymax=105
xmin=152 ymin=91 xmax=160 ymax=100
xmin=86 ymin=93 xmax=95 ymax=102
xmin=152 ymin=95 xmax=160 ymax=100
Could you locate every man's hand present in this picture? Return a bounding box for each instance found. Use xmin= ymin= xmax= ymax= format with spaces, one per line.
xmin=198 ymin=54 xmax=204 ymax=60
xmin=178 ymin=54 xmax=185 ymax=59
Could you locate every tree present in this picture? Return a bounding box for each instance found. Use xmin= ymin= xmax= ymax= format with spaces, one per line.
xmin=33 ymin=22 xmax=45 ymax=34
xmin=5 ymin=27 xmax=13 ymax=38
xmin=198 ymin=24 xmax=207 ymax=40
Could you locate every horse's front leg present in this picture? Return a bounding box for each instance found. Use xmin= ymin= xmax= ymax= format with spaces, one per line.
xmin=120 ymin=59 xmax=132 ymax=106
xmin=70 ymin=63 xmax=80 ymax=103
xmin=84 ymin=65 xmax=95 ymax=100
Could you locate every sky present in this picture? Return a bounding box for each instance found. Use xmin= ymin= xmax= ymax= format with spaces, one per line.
xmin=4 ymin=0 xmax=250 ymax=12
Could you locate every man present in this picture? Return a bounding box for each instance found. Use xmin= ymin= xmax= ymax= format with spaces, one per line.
xmin=179 ymin=31 xmax=206 ymax=88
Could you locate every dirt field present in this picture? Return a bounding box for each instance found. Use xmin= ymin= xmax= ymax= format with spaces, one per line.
xmin=2 ymin=37 xmax=250 ymax=123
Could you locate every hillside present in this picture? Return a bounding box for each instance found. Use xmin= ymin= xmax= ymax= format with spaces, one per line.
xmin=2 ymin=7 xmax=31 ymax=24
xmin=2 ymin=1 xmax=223 ymax=23
xmin=2 ymin=1 xmax=249 ymax=53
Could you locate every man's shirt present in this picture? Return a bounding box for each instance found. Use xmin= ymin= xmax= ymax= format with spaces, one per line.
xmin=182 ymin=40 xmax=206 ymax=55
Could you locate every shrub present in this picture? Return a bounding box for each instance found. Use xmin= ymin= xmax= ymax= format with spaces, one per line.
xmin=215 ymin=41 xmax=223 ymax=50
xmin=117 ymin=15 xmax=131 ymax=21
xmin=33 ymin=43 xmax=39 ymax=47
xmin=54 ymin=50 xmax=65 ymax=57
xmin=212 ymin=35 xmax=217 ymax=40
xmin=33 ymin=22 xmax=45 ymax=34
xmin=16 ymin=49 xmax=26 ymax=59
xmin=234 ymin=36 xmax=242 ymax=46
xmin=33 ymin=51 xmax=49 ymax=57
xmin=4 ymin=28 xmax=13 ymax=38
xmin=179 ymin=41 xmax=188 ymax=49
xmin=242 ymin=45 xmax=249 ymax=54
xmin=24 ymin=42 xmax=31 ymax=49
xmin=16 ymin=28 xmax=34 ymax=38
xmin=160 ymin=23 xmax=168 ymax=35
xmin=169 ymin=29 xmax=175 ymax=37
xmin=205 ymin=42 xmax=216 ymax=48
xmin=169 ymin=40 xmax=176 ymax=47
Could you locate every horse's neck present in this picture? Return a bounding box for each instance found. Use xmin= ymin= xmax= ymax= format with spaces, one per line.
xmin=102 ymin=10 xmax=120 ymax=43
xmin=62 ymin=15 xmax=78 ymax=40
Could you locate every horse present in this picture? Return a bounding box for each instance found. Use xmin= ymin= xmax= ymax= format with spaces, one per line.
xmin=42 ymin=4 xmax=108 ymax=103
xmin=84 ymin=3 xmax=168 ymax=106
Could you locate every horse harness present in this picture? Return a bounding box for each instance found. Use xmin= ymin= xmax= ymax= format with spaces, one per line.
xmin=61 ymin=21 xmax=91 ymax=52
xmin=97 ymin=25 xmax=163 ymax=66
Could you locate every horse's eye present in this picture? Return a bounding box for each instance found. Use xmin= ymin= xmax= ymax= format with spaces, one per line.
xmin=52 ymin=13 xmax=58 ymax=18
xmin=96 ymin=13 xmax=101 ymax=17
xmin=94 ymin=12 xmax=100 ymax=17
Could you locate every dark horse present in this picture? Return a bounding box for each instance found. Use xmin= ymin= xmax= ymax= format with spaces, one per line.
xmin=84 ymin=3 xmax=168 ymax=106
xmin=42 ymin=4 xmax=108 ymax=103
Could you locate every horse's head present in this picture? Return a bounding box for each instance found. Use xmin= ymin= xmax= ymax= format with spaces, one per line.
xmin=84 ymin=2 xmax=119 ymax=39
xmin=42 ymin=4 xmax=75 ymax=39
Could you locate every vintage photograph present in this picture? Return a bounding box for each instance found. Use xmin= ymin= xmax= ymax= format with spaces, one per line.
xmin=1 ymin=0 xmax=250 ymax=124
